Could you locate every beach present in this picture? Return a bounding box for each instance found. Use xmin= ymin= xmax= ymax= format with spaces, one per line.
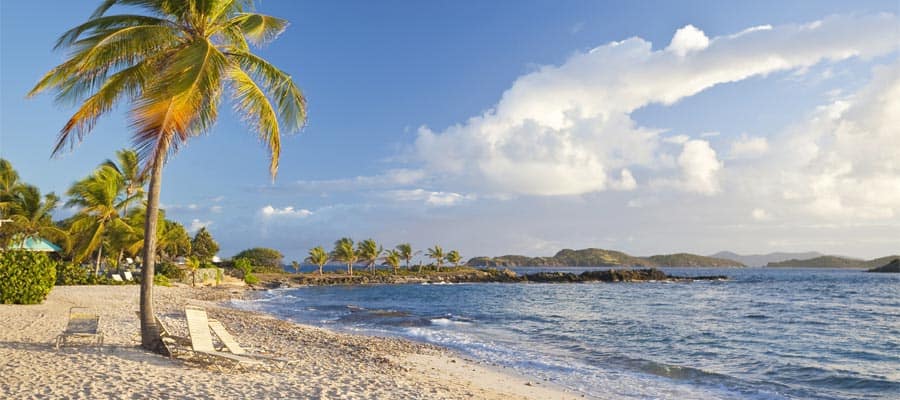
xmin=0 ymin=285 xmax=581 ymax=399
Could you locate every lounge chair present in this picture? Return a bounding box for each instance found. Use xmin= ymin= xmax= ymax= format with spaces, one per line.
xmin=56 ymin=307 xmax=104 ymax=351
xmin=123 ymin=271 xmax=134 ymax=281
xmin=111 ymin=274 xmax=124 ymax=282
xmin=134 ymin=311 xmax=191 ymax=357
xmin=208 ymin=318 xmax=293 ymax=367
xmin=184 ymin=306 xmax=264 ymax=368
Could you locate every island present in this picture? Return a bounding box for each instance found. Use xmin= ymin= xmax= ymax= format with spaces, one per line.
xmin=466 ymin=248 xmax=745 ymax=268
xmin=766 ymin=255 xmax=899 ymax=269
xmin=868 ymin=259 xmax=900 ymax=273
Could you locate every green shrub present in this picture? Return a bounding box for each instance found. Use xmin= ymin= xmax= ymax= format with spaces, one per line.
xmin=56 ymin=263 xmax=94 ymax=285
xmin=0 ymin=250 xmax=57 ymax=304
xmin=233 ymin=258 xmax=258 ymax=285
xmin=154 ymin=274 xmax=171 ymax=287
xmin=233 ymin=247 xmax=284 ymax=272
xmin=215 ymin=268 xmax=223 ymax=284
xmin=157 ymin=262 xmax=185 ymax=280
xmin=243 ymin=273 xmax=259 ymax=285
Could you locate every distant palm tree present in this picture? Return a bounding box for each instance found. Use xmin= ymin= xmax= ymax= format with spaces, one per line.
xmin=305 ymin=246 xmax=328 ymax=275
xmin=426 ymin=245 xmax=446 ymax=272
xmin=30 ymin=0 xmax=307 ymax=352
xmin=66 ymin=166 xmax=130 ymax=274
xmin=5 ymin=185 xmax=69 ymax=249
xmin=331 ymin=238 xmax=359 ymax=276
xmin=446 ymin=250 xmax=462 ymax=268
xmin=0 ymin=159 xmax=23 ymax=214
xmin=291 ymin=260 xmax=301 ymax=274
xmin=102 ymin=149 xmax=146 ymax=216
xmin=358 ymin=239 xmax=382 ymax=273
xmin=156 ymin=219 xmax=191 ymax=261
xmin=186 ymin=257 xmax=200 ymax=287
xmin=396 ymin=243 xmax=417 ymax=270
xmin=383 ymin=249 xmax=402 ymax=274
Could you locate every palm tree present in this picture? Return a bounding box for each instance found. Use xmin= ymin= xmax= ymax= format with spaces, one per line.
xmin=4 ymin=184 xmax=69 ymax=249
xmin=395 ymin=243 xmax=417 ymax=270
xmin=66 ymin=166 xmax=130 ymax=274
xmin=30 ymin=0 xmax=307 ymax=352
xmin=426 ymin=245 xmax=446 ymax=272
xmin=156 ymin=219 xmax=191 ymax=261
xmin=0 ymin=159 xmax=23 ymax=213
xmin=446 ymin=250 xmax=462 ymax=268
xmin=103 ymin=149 xmax=146 ymax=215
xmin=357 ymin=239 xmax=381 ymax=274
xmin=331 ymin=238 xmax=358 ymax=276
xmin=383 ymin=249 xmax=401 ymax=274
xmin=305 ymin=246 xmax=328 ymax=275
xmin=290 ymin=260 xmax=301 ymax=274
xmin=185 ymin=256 xmax=200 ymax=287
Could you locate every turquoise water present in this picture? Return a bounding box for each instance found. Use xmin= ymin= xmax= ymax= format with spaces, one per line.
xmin=232 ymin=268 xmax=900 ymax=399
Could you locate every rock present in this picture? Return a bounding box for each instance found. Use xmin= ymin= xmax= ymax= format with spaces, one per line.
xmin=868 ymin=259 xmax=900 ymax=273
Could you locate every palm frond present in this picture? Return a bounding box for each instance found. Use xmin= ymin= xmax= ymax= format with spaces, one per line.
xmin=227 ymin=51 xmax=306 ymax=132
xmin=227 ymin=12 xmax=288 ymax=46
xmin=226 ymin=65 xmax=280 ymax=176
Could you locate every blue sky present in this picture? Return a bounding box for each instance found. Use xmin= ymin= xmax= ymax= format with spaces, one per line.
xmin=1 ymin=1 xmax=898 ymax=261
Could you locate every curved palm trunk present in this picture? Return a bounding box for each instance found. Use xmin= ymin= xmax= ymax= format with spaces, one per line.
xmin=318 ymin=264 xmax=323 ymax=275
xmin=139 ymin=147 xmax=167 ymax=355
xmin=347 ymin=262 xmax=353 ymax=276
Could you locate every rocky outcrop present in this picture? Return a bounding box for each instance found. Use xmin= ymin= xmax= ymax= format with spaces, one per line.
xmin=868 ymin=259 xmax=900 ymax=273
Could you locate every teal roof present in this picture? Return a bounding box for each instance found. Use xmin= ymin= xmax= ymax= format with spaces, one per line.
xmin=8 ymin=237 xmax=63 ymax=252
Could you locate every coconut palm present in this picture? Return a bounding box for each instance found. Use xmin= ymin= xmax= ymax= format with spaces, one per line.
xmin=66 ymin=166 xmax=131 ymax=274
xmin=383 ymin=249 xmax=401 ymax=274
xmin=357 ymin=239 xmax=382 ymax=274
xmin=4 ymin=184 xmax=69 ymax=249
xmin=185 ymin=256 xmax=200 ymax=287
xmin=0 ymin=159 xmax=23 ymax=213
xmin=395 ymin=243 xmax=418 ymax=270
xmin=290 ymin=260 xmax=301 ymax=274
xmin=446 ymin=250 xmax=462 ymax=268
xmin=426 ymin=245 xmax=446 ymax=272
xmin=305 ymin=246 xmax=328 ymax=275
xmin=157 ymin=219 xmax=191 ymax=261
xmin=102 ymin=149 xmax=146 ymax=215
xmin=30 ymin=0 xmax=307 ymax=352
xmin=331 ymin=238 xmax=358 ymax=276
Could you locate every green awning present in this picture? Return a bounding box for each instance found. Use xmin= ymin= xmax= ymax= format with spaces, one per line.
xmin=8 ymin=237 xmax=63 ymax=252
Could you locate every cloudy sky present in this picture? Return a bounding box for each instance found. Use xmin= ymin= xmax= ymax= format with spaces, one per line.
xmin=2 ymin=1 xmax=898 ymax=261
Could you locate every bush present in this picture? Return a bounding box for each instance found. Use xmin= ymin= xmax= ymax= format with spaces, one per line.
xmin=157 ymin=261 xmax=185 ymax=281
xmin=56 ymin=263 xmax=94 ymax=285
xmin=154 ymin=274 xmax=171 ymax=287
xmin=233 ymin=247 xmax=284 ymax=273
xmin=0 ymin=250 xmax=57 ymax=304
xmin=233 ymin=258 xmax=258 ymax=285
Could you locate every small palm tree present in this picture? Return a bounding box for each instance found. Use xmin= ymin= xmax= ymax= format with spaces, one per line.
xmin=291 ymin=260 xmax=301 ymax=274
xmin=426 ymin=245 xmax=446 ymax=272
xmin=305 ymin=246 xmax=328 ymax=275
xmin=186 ymin=257 xmax=200 ymax=287
xmin=446 ymin=250 xmax=462 ymax=268
xmin=395 ymin=243 xmax=418 ymax=270
xmin=5 ymin=184 xmax=69 ymax=250
xmin=383 ymin=249 xmax=402 ymax=274
xmin=30 ymin=0 xmax=307 ymax=353
xmin=103 ymin=149 xmax=146 ymax=215
xmin=357 ymin=239 xmax=382 ymax=273
xmin=67 ymin=166 xmax=130 ymax=274
xmin=331 ymin=238 xmax=358 ymax=276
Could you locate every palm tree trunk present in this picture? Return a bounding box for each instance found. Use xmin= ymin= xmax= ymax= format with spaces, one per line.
xmin=94 ymin=245 xmax=103 ymax=276
xmin=318 ymin=264 xmax=323 ymax=275
xmin=139 ymin=146 xmax=167 ymax=355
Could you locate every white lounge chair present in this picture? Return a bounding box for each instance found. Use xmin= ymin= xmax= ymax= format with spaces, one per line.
xmin=123 ymin=271 xmax=134 ymax=281
xmin=184 ymin=306 xmax=264 ymax=368
xmin=208 ymin=318 xmax=293 ymax=367
xmin=56 ymin=307 xmax=104 ymax=351
xmin=111 ymin=274 xmax=124 ymax=282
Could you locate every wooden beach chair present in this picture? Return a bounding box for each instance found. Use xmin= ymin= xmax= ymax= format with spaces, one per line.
xmin=135 ymin=311 xmax=191 ymax=357
xmin=123 ymin=271 xmax=134 ymax=281
xmin=111 ymin=274 xmax=124 ymax=282
xmin=56 ymin=307 xmax=104 ymax=351
xmin=184 ymin=306 xmax=264 ymax=369
xmin=208 ymin=318 xmax=293 ymax=368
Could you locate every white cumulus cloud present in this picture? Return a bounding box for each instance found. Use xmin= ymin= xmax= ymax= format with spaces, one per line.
xmin=261 ymin=206 xmax=314 ymax=218
xmin=730 ymin=134 xmax=770 ymax=159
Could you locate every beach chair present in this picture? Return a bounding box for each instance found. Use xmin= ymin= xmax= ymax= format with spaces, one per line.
xmin=208 ymin=318 xmax=293 ymax=368
xmin=135 ymin=311 xmax=191 ymax=357
xmin=123 ymin=271 xmax=134 ymax=281
xmin=184 ymin=306 xmax=264 ymax=369
xmin=56 ymin=307 xmax=104 ymax=351
xmin=111 ymin=274 xmax=124 ymax=282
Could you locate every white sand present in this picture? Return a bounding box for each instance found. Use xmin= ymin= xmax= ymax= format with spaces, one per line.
xmin=0 ymin=285 xmax=588 ymax=399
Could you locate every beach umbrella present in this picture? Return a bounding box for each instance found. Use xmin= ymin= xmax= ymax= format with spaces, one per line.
xmin=8 ymin=237 xmax=63 ymax=252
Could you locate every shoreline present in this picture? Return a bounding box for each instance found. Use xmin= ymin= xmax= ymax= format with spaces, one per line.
xmin=0 ymin=284 xmax=588 ymax=399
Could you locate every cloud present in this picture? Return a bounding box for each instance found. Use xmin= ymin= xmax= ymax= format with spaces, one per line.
xmin=751 ymin=208 xmax=772 ymax=221
xmin=261 ymin=206 xmax=314 ymax=218
xmin=413 ymin=14 xmax=899 ymax=197
xmin=276 ymin=169 xmax=425 ymax=194
xmin=667 ymin=24 xmax=709 ymax=57
xmin=383 ymin=189 xmax=475 ymax=207
xmin=188 ymin=219 xmax=212 ymax=233
xmin=664 ymin=139 xmax=722 ymax=195
xmin=729 ymin=134 xmax=769 ymax=159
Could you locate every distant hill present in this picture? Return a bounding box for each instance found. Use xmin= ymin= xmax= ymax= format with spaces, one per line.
xmin=868 ymin=259 xmax=900 ymax=273
xmin=467 ymin=248 xmax=744 ymax=268
xmin=767 ymin=255 xmax=900 ymax=269
xmin=711 ymin=251 xmax=824 ymax=267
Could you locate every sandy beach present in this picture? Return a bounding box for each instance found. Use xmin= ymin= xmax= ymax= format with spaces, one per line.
xmin=0 ymin=285 xmax=584 ymax=399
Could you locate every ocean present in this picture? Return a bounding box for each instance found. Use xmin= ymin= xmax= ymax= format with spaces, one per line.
xmin=231 ymin=267 xmax=899 ymax=399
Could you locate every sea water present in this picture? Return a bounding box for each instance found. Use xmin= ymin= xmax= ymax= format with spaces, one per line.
xmin=231 ymin=267 xmax=899 ymax=399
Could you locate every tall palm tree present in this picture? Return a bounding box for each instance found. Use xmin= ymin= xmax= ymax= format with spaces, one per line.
xmin=156 ymin=219 xmax=191 ymax=261
xmin=331 ymin=238 xmax=358 ymax=276
xmin=66 ymin=165 xmax=130 ymax=274
xmin=0 ymin=159 xmax=23 ymax=213
xmin=395 ymin=243 xmax=417 ymax=270
xmin=446 ymin=250 xmax=462 ymax=268
xmin=30 ymin=0 xmax=306 ymax=352
xmin=305 ymin=246 xmax=328 ymax=275
xmin=357 ymin=239 xmax=381 ymax=274
xmin=426 ymin=245 xmax=445 ymax=272
xmin=383 ymin=249 xmax=401 ymax=274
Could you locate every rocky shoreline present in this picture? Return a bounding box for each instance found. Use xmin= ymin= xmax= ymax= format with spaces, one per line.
xmin=254 ymin=267 xmax=728 ymax=289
